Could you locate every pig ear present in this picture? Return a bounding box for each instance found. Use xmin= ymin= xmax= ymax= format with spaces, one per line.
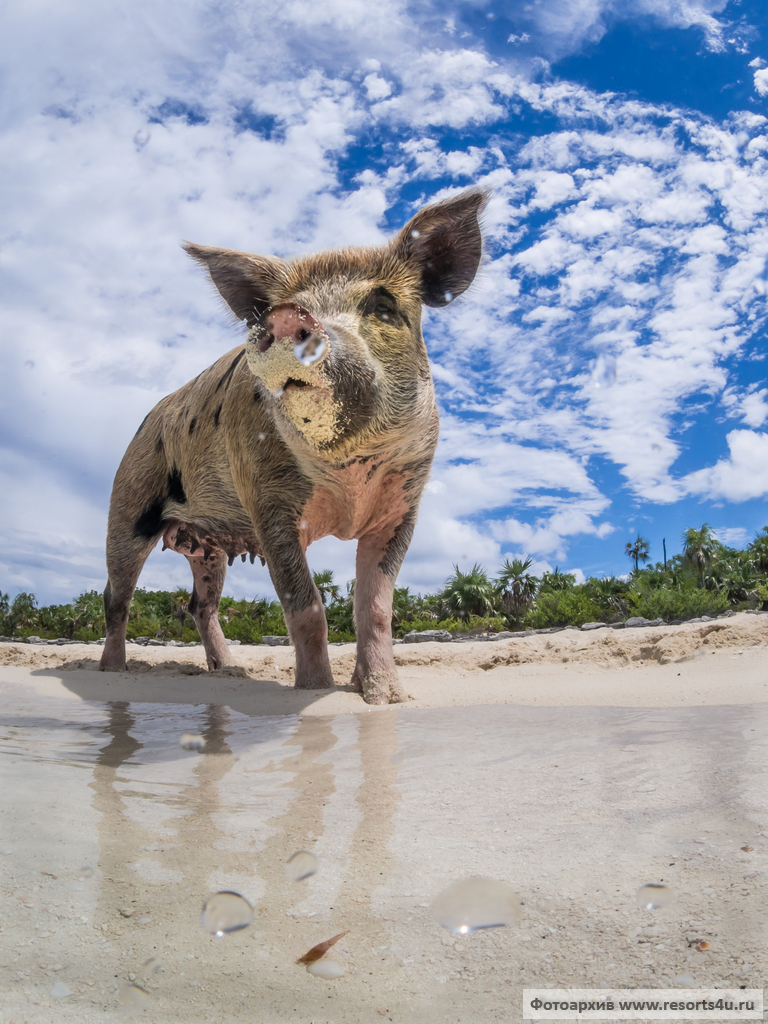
xmin=182 ymin=244 xmax=288 ymax=327
xmin=395 ymin=188 xmax=489 ymax=307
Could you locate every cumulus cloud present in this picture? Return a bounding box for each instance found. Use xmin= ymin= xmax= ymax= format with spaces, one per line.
xmin=3 ymin=0 xmax=768 ymax=604
xmin=682 ymin=430 xmax=768 ymax=501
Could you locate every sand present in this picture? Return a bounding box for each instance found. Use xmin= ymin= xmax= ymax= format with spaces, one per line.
xmin=1 ymin=612 xmax=766 ymax=1023
xmin=2 ymin=611 xmax=767 ymax=715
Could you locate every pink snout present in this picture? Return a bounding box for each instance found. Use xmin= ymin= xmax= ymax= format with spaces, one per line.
xmin=255 ymin=303 xmax=325 ymax=354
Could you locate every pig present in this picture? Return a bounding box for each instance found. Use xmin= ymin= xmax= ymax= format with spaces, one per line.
xmin=99 ymin=188 xmax=487 ymax=704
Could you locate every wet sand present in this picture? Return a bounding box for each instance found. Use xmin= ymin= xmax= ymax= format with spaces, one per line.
xmin=0 ymin=613 xmax=766 ymax=1022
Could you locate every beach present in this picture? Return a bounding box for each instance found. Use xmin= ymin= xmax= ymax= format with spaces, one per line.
xmin=0 ymin=612 xmax=766 ymax=1023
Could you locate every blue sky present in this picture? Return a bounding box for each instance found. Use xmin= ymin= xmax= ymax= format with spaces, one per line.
xmin=4 ymin=0 xmax=768 ymax=604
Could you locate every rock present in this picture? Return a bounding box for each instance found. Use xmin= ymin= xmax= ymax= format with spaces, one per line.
xmin=492 ymin=631 xmax=519 ymax=640
xmin=262 ymin=636 xmax=290 ymax=646
xmin=402 ymin=629 xmax=453 ymax=643
xmin=225 ymin=639 xmax=241 ymax=645
xmin=26 ymin=636 xmax=46 ymax=644
xmin=624 ymin=617 xmax=650 ymax=627
xmin=581 ymin=622 xmax=607 ymax=631
xmin=147 ymin=639 xmax=164 ymax=646
xmin=611 ymin=622 xmax=626 ymax=629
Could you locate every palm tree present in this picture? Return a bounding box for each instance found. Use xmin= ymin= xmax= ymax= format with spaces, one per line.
xmin=625 ymin=535 xmax=650 ymax=574
xmin=587 ymin=576 xmax=629 ymax=618
xmin=748 ymin=527 xmax=768 ymax=575
xmin=682 ymin=523 xmax=715 ymax=584
xmin=441 ymin=564 xmax=497 ymax=621
xmin=496 ymin=557 xmax=539 ymax=629
xmin=539 ymin=567 xmax=576 ymax=592
xmin=170 ymin=588 xmax=192 ymax=635
xmin=9 ymin=592 xmax=38 ymax=633
xmin=312 ymin=569 xmax=341 ymax=607
xmin=75 ymin=590 xmax=106 ymax=634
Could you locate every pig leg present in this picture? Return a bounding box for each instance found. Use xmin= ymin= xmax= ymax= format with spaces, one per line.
xmin=100 ymin=536 xmax=157 ymax=671
xmin=186 ymin=550 xmax=231 ymax=671
xmin=351 ymin=528 xmax=408 ymax=705
xmin=261 ymin=531 xmax=334 ymax=689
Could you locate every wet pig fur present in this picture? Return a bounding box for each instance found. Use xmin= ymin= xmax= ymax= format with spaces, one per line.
xmin=99 ymin=189 xmax=487 ymax=704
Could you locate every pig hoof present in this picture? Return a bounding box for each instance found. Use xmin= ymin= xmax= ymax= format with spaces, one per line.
xmin=360 ymin=672 xmax=407 ymax=706
xmin=294 ymin=666 xmax=335 ymax=690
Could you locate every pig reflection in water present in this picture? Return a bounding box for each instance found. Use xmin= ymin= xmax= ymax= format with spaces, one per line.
xmin=100 ymin=190 xmax=488 ymax=704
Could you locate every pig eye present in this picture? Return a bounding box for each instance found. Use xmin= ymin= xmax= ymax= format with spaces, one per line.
xmin=364 ymin=288 xmax=401 ymax=325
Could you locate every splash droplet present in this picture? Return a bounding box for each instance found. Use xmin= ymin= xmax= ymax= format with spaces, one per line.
xmin=285 ymin=850 xmax=318 ymax=882
xmin=636 ymin=883 xmax=675 ymax=911
xmin=430 ymin=877 xmax=522 ymax=933
xmin=79 ymin=866 xmax=95 ymax=879
xmin=411 ymin=229 xmax=420 ymax=238
xmin=258 ymin=432 xmax=266 ymax=440
xmin=306 ymin=959 xmax=344 ymax=979
xmin=443 ymin=291 xmax=453 ymax=302
xmin=272 ymin=387 xmax=284 ymax=398
xmin=133 ymin=129 xmax=150 ymax=149
xmin=118 ymin=982 xmax=151 ymax=1010
xmin=179 ymin=733 xmax=205 ymax=752
xmin=200 ymin=891 xmax=253 ymax=936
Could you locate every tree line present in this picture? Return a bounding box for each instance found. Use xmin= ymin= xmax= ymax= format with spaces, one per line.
xmin=2 ymin=523 xmax=766 ymax=644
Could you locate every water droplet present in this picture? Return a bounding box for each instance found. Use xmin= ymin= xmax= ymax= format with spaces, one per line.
xmin=411 ymin=229 xmax=420 ymax=238
xmin=50 ymin=981 xmax=71 ymax=999
xmin=306 ymin=959 xmax=344 ymax=979
xmin=179 ymin=733 xmax=205 ymax=752
xmin=133 ymin=129 xmax=150 ymax=149
xmin=285 ymin=850 xmax=318 ymax=881
xmin=430 ymin=877 xmax=522 ymax=933
xmin=300 ymin=521 xmax=308 ymax=530
xmin=79 ymin=866 xmax=94 ymax=879
xmin=444 ymin=291 xmax=453 ymax=302
xmin=258 ymin=432 xmax=266 ymax=440
xmin=636 ymin=883 xmax=675 ymax=911
xmin=272 ymin=388 xmax=284 ymax=398
xmin=295 ymin=337 xmax=326 ymax=366
xmin=200 ymin=891 xmax=253 ymax=936
xmin=118 ymin=982 xmax=151 ymax=1010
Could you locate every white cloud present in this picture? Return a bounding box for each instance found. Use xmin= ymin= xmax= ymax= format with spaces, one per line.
xmin=683 ymin=430 xmax=768 ymax=501
xmin=4 ymin=0 xmax=768 ymax=607
xmin=754 ymin=68 xmax=768 ymax=97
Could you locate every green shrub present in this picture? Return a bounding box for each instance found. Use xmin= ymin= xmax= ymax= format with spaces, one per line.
xmin=526 ymin=589 xmax=605 ymax=628
xmin=627 ymin=587 xmax=728 ymax=622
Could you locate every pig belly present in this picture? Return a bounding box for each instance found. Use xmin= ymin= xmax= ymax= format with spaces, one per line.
xmin=162 ymin=520 xmax=264 ymax=566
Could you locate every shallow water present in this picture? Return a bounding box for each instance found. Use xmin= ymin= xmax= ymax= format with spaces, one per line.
xmin=1 ymin=676 xmax=767 ymax=1022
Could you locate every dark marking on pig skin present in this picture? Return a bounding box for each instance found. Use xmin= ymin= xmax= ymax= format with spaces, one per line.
xmin=188 ymin=416 xmax=197 ymax=435
xmin=167 ymin=467 xmax=187 ymax=504
xmin=213 ymin=404 xmax=222 ymax=428
xmin=215 ymin=349 xmax=245 ymax=393
xmin=134 ymin=413 xmax=150 ymax=437
xmin=379 ymin=507 xmax=418 ymax=579
xmin=134 ymin=496 xmax=167 ymax=540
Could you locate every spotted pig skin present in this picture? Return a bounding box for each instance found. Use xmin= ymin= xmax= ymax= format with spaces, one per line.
xmin=99 ymin=190 xmax=487 ymax=704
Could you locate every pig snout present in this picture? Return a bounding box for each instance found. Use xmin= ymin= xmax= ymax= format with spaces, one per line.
xmin=255 ymin=303 xmax=326 ymax=362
